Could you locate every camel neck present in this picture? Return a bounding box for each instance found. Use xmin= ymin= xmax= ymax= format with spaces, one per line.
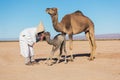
xmin=46 ymin=36 xmax=53 ymax=45
xmin=51 ymin=14 xmax=63 ymax=32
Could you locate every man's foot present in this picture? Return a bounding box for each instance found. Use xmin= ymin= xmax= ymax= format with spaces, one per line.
xmin=25 ymin=62 xmax=33 ymax=65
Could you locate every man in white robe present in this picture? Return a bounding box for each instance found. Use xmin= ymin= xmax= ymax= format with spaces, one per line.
xmin=19 ymin=22 xmax=45 ymax=65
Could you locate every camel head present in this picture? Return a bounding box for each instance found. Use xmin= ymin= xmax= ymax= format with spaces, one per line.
xmin=46 ymin=8 xmax=58 ymax=16
xmin=44 ymin=32 xmax=51 ymax=38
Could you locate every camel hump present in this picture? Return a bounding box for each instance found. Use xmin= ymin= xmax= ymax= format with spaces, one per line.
xmin=74 ymin=10 xmax=84 ymax=16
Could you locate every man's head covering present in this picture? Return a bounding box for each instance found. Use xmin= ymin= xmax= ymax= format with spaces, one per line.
xmin=36 ymin=21 xmax=45 ymax=34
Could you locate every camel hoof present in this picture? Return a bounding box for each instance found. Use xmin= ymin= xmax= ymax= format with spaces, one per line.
xmin=56 ymin=60 xmax=60 ymax=64
xmin=64 ymin=61 xmax=67 ymax=64
xmin=45 ymin=62 xmax=53 ymax=66
xmin=57 ymin=62 xmax=60 ymax=64
xmin=88 ymin=58 xmax=94 ymax=61
xmin=48 ymin=64 xmax=53 ymax=66
xmin=70 ymin=59 xmax=74 ymax=62
xmin=70 ymin=56 xmax=74 ymax=62
xmin=64 ymin=59 xmax=68 ymax=64
xmin=45 ymin=62 xmax=48 ymax=64
xmin=88 ymin=57 xmax=95 ymax=61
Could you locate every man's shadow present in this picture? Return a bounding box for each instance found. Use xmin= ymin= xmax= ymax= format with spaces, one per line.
xmin=35 ymin=53 xmax=90 ymax=63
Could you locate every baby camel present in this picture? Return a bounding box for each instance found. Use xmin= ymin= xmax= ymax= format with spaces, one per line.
xmin=44 ymin=32 xmax=67 ymax=66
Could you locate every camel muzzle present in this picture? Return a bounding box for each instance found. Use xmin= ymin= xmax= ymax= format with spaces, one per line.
xmin=46 ymin=8 xmax=50 ymax=13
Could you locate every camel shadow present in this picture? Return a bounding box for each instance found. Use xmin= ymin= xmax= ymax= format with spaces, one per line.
xmin=35 ymin=58 xmax=46 ymax=63
xmin=35 ymin=57 xmax=58 ymax=63
xmin=60 ymin=53 xmax=90 ymax=63
xmin=35 ymin=53 xmax=90 ymax=64
xmin=73 ymin=53 xmax=90 ymax=59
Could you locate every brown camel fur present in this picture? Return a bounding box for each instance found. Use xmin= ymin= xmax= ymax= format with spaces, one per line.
xmin=46 ymin=8 xmax=96 ymax=60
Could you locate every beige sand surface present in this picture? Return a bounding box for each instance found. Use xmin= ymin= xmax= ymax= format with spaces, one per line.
xmin=0 ymin=40 xmax=120 ymax=80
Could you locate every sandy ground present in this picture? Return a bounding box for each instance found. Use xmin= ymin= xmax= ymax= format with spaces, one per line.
xmin=0 ymin=40 xmax=120 ymax=80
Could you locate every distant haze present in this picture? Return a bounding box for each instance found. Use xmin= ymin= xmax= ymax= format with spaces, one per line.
xmin=70 ymin=33 xmax=120 ymax=40
xmin=0 ymin=33 xmax=120 ymax=41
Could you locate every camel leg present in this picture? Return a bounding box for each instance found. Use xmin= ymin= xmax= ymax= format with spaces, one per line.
xmin=45 ymin=46 xmax=54 ymax=65
xmin=90 ymin=31 xmax=96 ymax=60
xmin=57 ymin=41 xmax=67 ymax=64
xmin=85 ymin=30 xmax=96 ymax=60
xmin=50 ymin=46 xmax=60 ymax=65
xmin=69 ymin=35 xmax=74 ymax=61
xmin=46 ymin=46 xmax=59 ymax=66
xmin=57 ymin=44 xmax=62 ymax=64
xmin=62 ymin=34 xmax=67 ymax=63
xmin=63 ymin=40 xmax=67 ymax=64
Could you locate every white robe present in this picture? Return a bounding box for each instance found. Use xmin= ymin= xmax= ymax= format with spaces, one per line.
xmin=19 ymin=27 xmax=37 ymax=58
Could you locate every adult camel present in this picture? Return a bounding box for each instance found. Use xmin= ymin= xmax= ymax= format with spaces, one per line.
xmin=46 ymin=8 xmax=96 ymax=61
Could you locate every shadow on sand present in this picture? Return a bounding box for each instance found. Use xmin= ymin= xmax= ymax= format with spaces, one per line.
xmin=73 ymin=53 xmax=90 ymax=59
xmin=35 ymin=53 xmax=90 ymax=63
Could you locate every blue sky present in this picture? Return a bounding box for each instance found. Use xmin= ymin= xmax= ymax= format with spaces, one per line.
xmin=0 ymin=0 xmax=120 ymax=40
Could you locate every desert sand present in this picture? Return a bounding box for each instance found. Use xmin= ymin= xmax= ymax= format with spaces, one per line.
xmin=0 ymin=40 xmax=120 ymax=80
